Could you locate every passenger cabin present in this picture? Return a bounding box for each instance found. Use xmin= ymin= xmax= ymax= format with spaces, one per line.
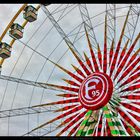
xmin=23 ymin=5 xmax=37 ymax=22
xmin=0 ymin=42 xmax=11 ymax=59
xmin=9 ymin=23 xmax=24 ymax=40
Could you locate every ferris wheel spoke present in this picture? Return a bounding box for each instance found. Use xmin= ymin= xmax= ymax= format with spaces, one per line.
xmin=109 ymin=8 xmax=130 ymax=78
xmin=117 ymin=106 xmax=140 ymax=133
xmin=34 ymin=36 xmax=91 ymax=78
xmin=109 ymin=4 xmax=140 ymax=80
xmin=93 ymin=110 xmax=103 ymax=136
xmin=68 ymin=120 xmax=82 ymax=136
xmin=56 ymin=110 xmax=86 ymax=136
xmin=109 ymin=5 xmax=140 ymax=74
xmin=120 ymin=117 xmax=139 ymax=136
xmin=108 ymin=39 xmax=114 ymax=67
xmin=118 ymin=111 xmax=140 ymax=136
xmin=97 ymin=43 xmax=103 ymax=70
xmin=124 ymin=107 xmax=140 ymax=121
xmin=119 ymin=72 xmax=140 ymax=88
xmin=113 ymin=33 xmax=140 ymax=83
xmin=103 ymin=15 xmax=107 ymax=73
xmin=116 ymin=39 xmax=129 ymax=67
xmin=56 ymin=93 xmax=77 ymax=98
xmin=122 ymin=49 xmax=139 ymax=71
xmin=83 ymin=52 xmax=94 ymax=73
xmin=62 ymin=79 xmax=80 ymax=87
xmin=121 ymin=92 xmax=140 ymax=100
xmin=85 ymin=28 xmax=100 ymax=72
xmin=117 ymin=56 xmax=140 ymax=83
xmin=114 ymin=82 xmax=139 ymax=97
xmin=120 ymin=102 xmax=140 ymax=114
xmin=126 ymin=101 xmax=140 ymax=107
xmin=33 ymin=98 xmax=79 ymax=106
xmin=18 ymin=38 xmax=85 ymax=84
xmin=96 ymin=113 xmax=104 ymax=136
xmin=46 ymin=83 xmax=79 ymax=93
xmin=115 ymin=33 xmax=140 ymax=77
xmin=71 ymin=64 xmax=86 ymax=78
xmin=120 ymin=83 xmax=140 ymax=93
xmin=101 ymin=114 xmax=107 ymax=136
xmin=134 ymin=79 xmax=140 ymax=84
xmin=46 ymin=105 xmax=83 ymax=125
xmin=0 ymin=74 xmax=74 ymax=93
xmin=53 ymin=104 xmax=78 ymax=113
xmin=25 ymin=124 xmax=60 ymax=136
xmin=25 ymin=105 xmax=83 ymax=135
xmin=115 ymin=70 xmax=140 ymax=91
xmin=56 ymin=112 xmax=81 ymax=128
xmin=130 ymin=65 xmax=140 ymax=77
xmin=69 ymin=47 xmax=91 ymax=76
xmin=95 ymin=112 xmax=104 ymax=135
xmin=51 ymin=61 xmax=84 ymax=83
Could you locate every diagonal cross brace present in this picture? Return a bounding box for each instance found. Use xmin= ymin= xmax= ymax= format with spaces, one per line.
xmin=40 ymin=4 xmax=84 ymax=62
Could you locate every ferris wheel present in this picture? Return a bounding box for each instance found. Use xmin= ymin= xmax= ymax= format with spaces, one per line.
xmin=0 ymin=4 xmax=139 ymax=136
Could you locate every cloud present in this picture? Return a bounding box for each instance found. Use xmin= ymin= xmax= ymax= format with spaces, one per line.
xmin=0 ymin=4 xmax=139 ymax=136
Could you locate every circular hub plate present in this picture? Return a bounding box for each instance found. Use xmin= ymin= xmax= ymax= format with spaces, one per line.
xmin=79 ymin=72 xmax=113 ymax=110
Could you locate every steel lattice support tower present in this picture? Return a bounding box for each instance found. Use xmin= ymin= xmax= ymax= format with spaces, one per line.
xmin=0 ymin=106 xmax=56 ymax=118
xmin=106 ymin=4 xmax=116 ymax=47
xmin=123 ymin=4 xmax=140 ymax=45
xmin=79 ymin=4 xmax=98 ymax=49
xmin=0 ymin=74 xmax=68 ymax=92
xmin=41 ymin=4 xmax=84 ymax=62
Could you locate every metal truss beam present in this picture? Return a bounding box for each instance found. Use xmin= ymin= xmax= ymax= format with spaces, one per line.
xmin=106 ymin=4 xmax=140 ymax=47
xmin=79 ymin=4 xmax=98 ymax=49
xmin=122 ymin=4 xmax=140 ymax=45
xmin=106 ymin=4 xmax=116 ymax=47
xmin=0 ymin=105 xmax=56 ymax=118
xmin=0 ymin=74 xmax=65 ymax=92
xmin=41 ymin=4 xmax=84 ymax=62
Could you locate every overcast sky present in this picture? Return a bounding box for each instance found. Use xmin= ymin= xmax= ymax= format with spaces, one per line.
xmin=0 ymin=4 xmax=139 ymax=136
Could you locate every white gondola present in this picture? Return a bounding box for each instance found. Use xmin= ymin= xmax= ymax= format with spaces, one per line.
xmin=23 ymin=5 xmax=37 ymax=22
xmin=0 ymin=42 xmax=11 ymax=59
xmin=9 ymin=23 xmax=24 ymax=40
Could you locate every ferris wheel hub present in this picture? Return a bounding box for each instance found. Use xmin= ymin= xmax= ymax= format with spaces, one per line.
xmin=79 ymin=72 xmax=113 ymax=110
